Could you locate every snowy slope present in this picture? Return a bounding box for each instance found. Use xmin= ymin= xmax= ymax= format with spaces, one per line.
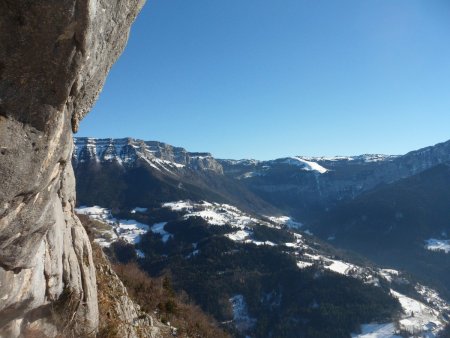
xmin=79 ymin=200 xmax=450 ymax=337
xmin=76 ymin=206 xmax=149 ymax=249
xmin=279 ymin=157 xmax=329 ymax=174
xmin=162 ymin=200 xmax=283 ymax=246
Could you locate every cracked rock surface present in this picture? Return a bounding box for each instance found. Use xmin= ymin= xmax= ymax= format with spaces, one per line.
xmin=0 ymin=0 xmax=145 ymax=336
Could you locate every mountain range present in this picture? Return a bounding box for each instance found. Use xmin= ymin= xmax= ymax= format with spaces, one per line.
xmin=73 ymin=136 xmax=450 ymax=337
xmin=74 ymin=137 xmax=450 ymax=216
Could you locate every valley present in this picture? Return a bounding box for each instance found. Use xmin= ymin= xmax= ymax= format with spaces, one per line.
xmin=73 ymin=137 xmax=450 ymax=337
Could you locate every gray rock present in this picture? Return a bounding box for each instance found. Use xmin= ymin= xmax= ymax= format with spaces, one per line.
xmin=73 ymin=137 xmax=225 ymax=174
xmin=0 ymin=0 xmax=145 ymax=336
xmin=93 ymin=246 xmax=167 ymax=338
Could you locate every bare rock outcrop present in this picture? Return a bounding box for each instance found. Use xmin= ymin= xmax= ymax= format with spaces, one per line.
xmin=93 ymin=244 xmax=168 ymax=338
xmin=0 ymin=1 xmax=145 ymax=336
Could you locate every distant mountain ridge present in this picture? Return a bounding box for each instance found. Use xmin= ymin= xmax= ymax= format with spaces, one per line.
xmin=72 ymin=137 xmax=450 ymax=336
xmin=74 ymin=137 xmax=223 ymax=173
xmin=220 ymin=139 xmax=450 ymax=218
xmin=73 ymin=137 xmax=278 ymax=215
xmin=73 ymin=137 xmax=450 ymax=219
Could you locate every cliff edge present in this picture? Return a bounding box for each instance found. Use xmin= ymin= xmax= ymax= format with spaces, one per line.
xmin=0 ymin=1 xmax=145 ymax=336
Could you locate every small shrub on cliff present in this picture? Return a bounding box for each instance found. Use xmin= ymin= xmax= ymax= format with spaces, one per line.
xmin=113 ymin=263 xmax=230 ymax=338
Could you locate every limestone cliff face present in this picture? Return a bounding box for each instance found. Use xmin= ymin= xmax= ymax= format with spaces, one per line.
xmin=0 ymin=1 xmax=145 ymax=336
xmin=92 ymin=245 xmax=168 ymax=338
xmin=73 ymin=137 xmax=225 ymax=174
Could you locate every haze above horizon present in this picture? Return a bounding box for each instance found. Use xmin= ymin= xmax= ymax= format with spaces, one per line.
xmin=78 ymin=0 xmax=450 ymax=161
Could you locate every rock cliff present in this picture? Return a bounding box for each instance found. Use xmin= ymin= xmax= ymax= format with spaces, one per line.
xmin=0 ymin=1 xmax=145 ymax=336
xmin=72 ymin=137 xmax=278 ymax=216
xmin=92 ymin=244 xmax=167 ymax=338
xmin=73 ymin=137 xmax=224 ymax=173
xmin=219 ymin=140 xmax=450 ymax=218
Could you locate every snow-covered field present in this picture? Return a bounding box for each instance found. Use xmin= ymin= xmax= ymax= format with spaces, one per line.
xmin=326 ymin=259 xmax=358 ymax=275
xmin=351 ymin=288 xmax=448 ymax=338
xmin=162 ymin=200 xmax=304 ymax=248
xmin=76 ymin=206 xmax=149 ymax=249
xmin=425 ymin=239 xmax=450 ymax=254
xmin=163 ymin=200 xmax=264 ymax=228
xmin=77 ymin=201 xmax=301 ymax=251
xmin=391 ymin=289 xmax=445 ymax=336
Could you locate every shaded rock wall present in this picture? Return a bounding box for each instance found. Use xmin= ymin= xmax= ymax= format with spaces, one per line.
xmin=0 ymin=0 xmax=145 ymax=336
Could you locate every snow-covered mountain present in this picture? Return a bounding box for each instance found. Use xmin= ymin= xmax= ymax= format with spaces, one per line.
xmin=73 ymin=137 xmax=450 ymax=337
xmin=74 ymin=138 xmax=450 ymax=220
xmin=219 ymin=139 xmax=450 ymax=219
xmin=73 ymin=137 xmax=450 ymax=255
xmin=74 ymin=137 xmax=223 ymax=173
xmin=73 ymin=137 xmax=278 ymax=215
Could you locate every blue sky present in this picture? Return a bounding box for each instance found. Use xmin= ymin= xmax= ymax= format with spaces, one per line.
xmin=78 ymin=0 xmax=450 ymax=160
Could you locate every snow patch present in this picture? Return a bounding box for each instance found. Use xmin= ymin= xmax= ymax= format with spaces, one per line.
xmin=281 ymin=157 xmax=328 ymax=174
xmin=297 ymin=261 xmax=314 ymax=269
xmin=240 ymin=171 xmax=266 ymax=179
xmin=352 ymin=322 xmax=401 ymax=338
xmin=135 ymin=249 xmax=145 ymax=258
xmin=131 ymin=207 xmax=148 ymax=214
xmin=425 ymin=239 xmax=450 ymax=254
xmin=379 ymin=269 xmax=400 ymax=283
xmin=187 ymin=209 xmax=229 ymax=226
xmin=164 ymin=200 xmax=269 ymax=230
xmin=391 ymin=289 xmax=446 ymax=336
xmin=76 ymin=206 xmax=149 ymax=246
xmin=153 ymin=158 xmax=185 ymax=169
xmin=115 ymin=219 xmax=149 ymax=244
xmin=245 ymin=239 xmax=276 ymax=246
xmin=162 ymin=201 xmax=194 ymax=211
xmin=76 ymin=205 xmax=110 ymax=218
xmin=268 ymin=216 xmax=303 ymax=229
xmin=150 ymin=222 xmax=172 ymax=243
xmin=300 ymin=154 xmax=399 ymax=163
xmin=226 ymin=230 xmax=251 ymax=242
xmin=325 ymin=259 xmax=357 ymax=275
xmin=229 ymin=295 xmax=256 ymax=333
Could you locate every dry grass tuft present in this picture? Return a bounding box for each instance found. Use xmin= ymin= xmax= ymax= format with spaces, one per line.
xmin=113 ymin=263 xmax=230 ymax=338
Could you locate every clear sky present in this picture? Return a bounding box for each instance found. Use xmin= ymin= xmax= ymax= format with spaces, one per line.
xmin=78 ymin=0 xmax=450 ymax=160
